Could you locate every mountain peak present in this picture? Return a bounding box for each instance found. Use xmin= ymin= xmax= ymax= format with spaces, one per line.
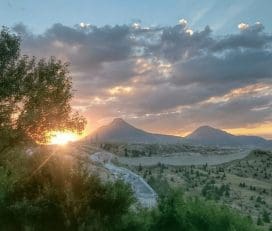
xmin=112 ymin=117 xmax=125 ymax=123
xmin=186 ymin=125 xmax=271 ymax=147
xmin=195 ymin=125 xmax=217 ymax=131
xmin=110 ymin=118 xmax=130 ymax=127
xmin=193 ymin=125 xmax=229 ymax=134
xmin=187 ymin=125 xmax=232 ymax=139
xmin=88 ymin=118 xmax=183 ymax=143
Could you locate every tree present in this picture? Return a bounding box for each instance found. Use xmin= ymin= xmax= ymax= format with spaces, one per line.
xmin=257 ymin=216 xmax=263 ymax=226
xmin=0 ymin=152 xmax=135 ymax=231
xmin=0 ymin=27 xmax=86 ymax=151
xmin=149 ymin=189 xmax=258 ymax=231
xmin=262 ymin=209 xmax=271 ymax=223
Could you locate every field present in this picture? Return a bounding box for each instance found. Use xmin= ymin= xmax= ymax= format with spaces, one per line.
xmin=101 ymin=143 xmax=272 ymax=230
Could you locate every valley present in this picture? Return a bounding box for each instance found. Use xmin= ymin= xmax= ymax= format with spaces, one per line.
xmin=117 ymin=149 xmax=250 ymax=166
xmin=125 ymin=148 xmax=272 ymax=229
xmin=83 ymin=141 xmax=272 ymax=230
xmin=84 ymin=118 xmax=272 ymax=230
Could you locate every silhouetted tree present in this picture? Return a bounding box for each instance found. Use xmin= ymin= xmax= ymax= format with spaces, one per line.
xmin=0 ymin=28 xmax=86 ymax=152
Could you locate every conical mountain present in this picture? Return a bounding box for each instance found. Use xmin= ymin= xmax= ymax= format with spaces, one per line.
xmin=88 ymin=118 xmax=183 ymax=143
xmin=186 ymin=125 xmax=271 ymax=147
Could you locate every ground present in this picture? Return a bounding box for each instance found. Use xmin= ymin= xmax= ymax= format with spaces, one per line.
xmin=124 ymin=149 xmax=272 ymax=230
xmin=79 ymin=142 xmax=272 ymax=230
xmin=96 ymin=143 xmax=272 ymax=230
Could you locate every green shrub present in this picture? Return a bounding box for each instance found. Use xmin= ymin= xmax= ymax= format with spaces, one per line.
xmin=149 ymin=189 xmax=260 ymax=231
xmin=0 ymin=148 xmax=135 ymax=231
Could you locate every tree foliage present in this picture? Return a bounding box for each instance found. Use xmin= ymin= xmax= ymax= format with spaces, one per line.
xmin=148 ymin=189 xmax=259 ymax=231
xmin=0 ymin=27 xmax=86 ymax=149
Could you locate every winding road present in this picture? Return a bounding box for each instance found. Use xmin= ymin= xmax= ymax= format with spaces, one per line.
xmin=86 ymin=147 xmax=251 ymax=207
xmin=89 ymin=151 xmax=157 ymax=208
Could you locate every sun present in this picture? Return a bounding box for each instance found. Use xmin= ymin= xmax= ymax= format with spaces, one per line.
xmin=49 ymin=131 xmax=78 ymax=145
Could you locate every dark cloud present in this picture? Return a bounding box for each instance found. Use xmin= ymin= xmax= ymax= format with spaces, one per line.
xmin=182 ymin=93 xmax=272 ymax=128
xmin=212 ymin=23 xmax=272 ymax=51
xmin=148 ymin=25 xmax=213 ymax=62
xmin=11 ymin=22 xmax=272 ymax=134
xmin=172 ymin=50 xmax=272 ymax=86
xmin=126 ymin=89 xmax=272 ymax=135
xmin=15 ymin=23 xmax=133 ymax=68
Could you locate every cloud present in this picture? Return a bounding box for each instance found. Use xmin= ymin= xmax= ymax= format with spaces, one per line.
xmin=15 ymin=23 xmax=133 ymax=68
xmin=238 ymin=22 xmax=249 ymax=31
xmin=12 ymin=21 xmax=272 ymax=136
xmin=180 ymin=88 xmax=272 ymax=129
xmin=238 ymin=21 xmax=265 ymax=33
xmin=178 ymin=18 xmax=188 ymax=27
xmin=131 ymin=22 xmax=141 ymax=30
xmin=127 ymin=83 xmax=272 ymax=135
xmin=148 ymin=25 xmax=212 ymax=62
xmin=171 ymin=50 xmax=272 ymax=86
xmin=78 ymin=22 xmax=91 ymax=29
xmin=185 ymin=29 xmax=194 ymax=36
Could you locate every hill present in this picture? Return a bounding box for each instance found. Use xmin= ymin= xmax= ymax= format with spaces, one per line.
xmin=87 ymin=118 xmax=183 ymax=144
xmin=186 ymin=125 xmax=272 ymax=148
xmin=87 ymin=120 xmax=272 ymax=148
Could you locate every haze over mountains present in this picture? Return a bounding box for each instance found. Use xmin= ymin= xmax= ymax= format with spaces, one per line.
xmin=88 ymin=118 xmax=272 ymax=148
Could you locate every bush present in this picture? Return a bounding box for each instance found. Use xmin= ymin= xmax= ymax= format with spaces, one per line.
xmin=149 ymin=189 xmax=260 ymax=231
xmin=0 ymin=147 xmax=135 ymax=231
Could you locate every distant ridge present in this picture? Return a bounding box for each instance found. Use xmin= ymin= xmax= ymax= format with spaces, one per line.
xmin=87 ymin=118 xmax=184 ymax=144
xmin=87 ymin=119 xmax=272 ymax=147
xmin=186 ymin=125 xmax=272 ymax=148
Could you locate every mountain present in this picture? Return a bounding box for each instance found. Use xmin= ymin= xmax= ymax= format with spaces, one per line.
xmin=186 ymin=125 xmax=272 ymax=148
xmin=87 ymin=120 xmax=272 ymax=147
xmin=87 ymin=118 xmax=183 ymax=144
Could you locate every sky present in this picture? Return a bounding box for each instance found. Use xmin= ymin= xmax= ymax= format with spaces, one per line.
xmin=2 ymin=0 xmax=272 ymax=138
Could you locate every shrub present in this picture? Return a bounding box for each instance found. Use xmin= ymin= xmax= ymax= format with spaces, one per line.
xmin=0 ymin=148 xmax=135 ymax=231
xmin=150 ymin=189 xmax=260 ymax=231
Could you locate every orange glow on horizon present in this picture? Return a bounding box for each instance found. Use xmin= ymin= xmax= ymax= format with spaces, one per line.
xmin=175 ymin=124 xmax=272 ymax=139
xmin=225 ymin=124 xmax=272 ymax=139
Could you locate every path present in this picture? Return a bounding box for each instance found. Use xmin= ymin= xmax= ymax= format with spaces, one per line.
xmin=89 ymin=150 xmax=157 ymax=207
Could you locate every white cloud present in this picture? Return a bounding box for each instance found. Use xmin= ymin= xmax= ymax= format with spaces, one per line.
xmin=238 ymin=22 xmax=264 ymax=33
xmin=185 ymin=29 xmax=194 ymax=36
xmin=132 ymin=22 xmax=141 ymax=29
xmin=238 ymin=22 xmax=249 ymax=31
xmin=79 ymin=22 xmax=91 ymax=29
xmin=178 ymin=18 xmax=188 ymax=27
